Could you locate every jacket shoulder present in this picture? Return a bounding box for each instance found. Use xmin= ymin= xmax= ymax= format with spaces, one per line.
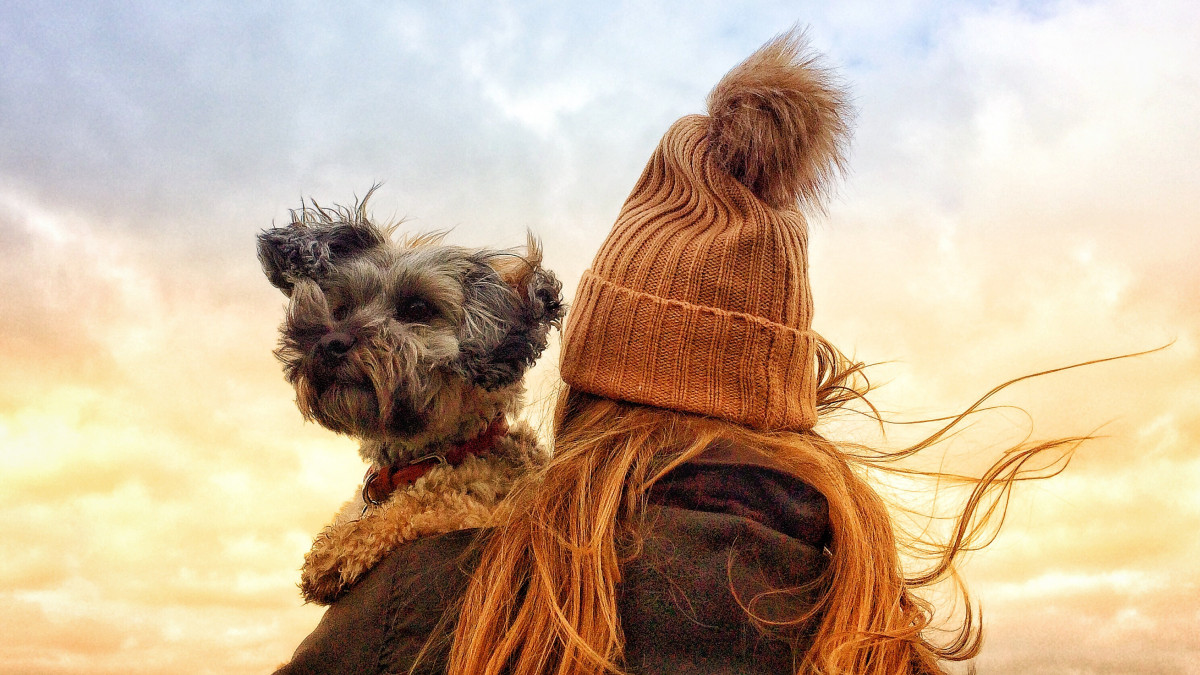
xmin=274 ymin=528 xmax=479 ymax=675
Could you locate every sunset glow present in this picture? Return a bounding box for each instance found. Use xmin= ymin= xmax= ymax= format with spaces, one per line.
xmin=2 ymin=1 xmax=1198 ymax=672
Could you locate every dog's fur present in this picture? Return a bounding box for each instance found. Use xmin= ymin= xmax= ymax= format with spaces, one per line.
xmin=259 ymin=189 xmax=563 ymax=604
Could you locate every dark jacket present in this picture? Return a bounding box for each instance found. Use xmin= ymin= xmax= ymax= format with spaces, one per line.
xmin=275 ymin=441 xmax=831 ymax=674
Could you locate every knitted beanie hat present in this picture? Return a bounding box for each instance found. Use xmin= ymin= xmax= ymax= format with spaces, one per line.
xmin=559 ymin=31 xmax=850 ymax=431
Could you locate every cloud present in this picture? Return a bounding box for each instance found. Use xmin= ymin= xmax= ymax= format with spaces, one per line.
xmin=964 ymin=588 xmax=1200 ymax=673
xmin=0 ymin=189 xmax=356 ymax=670
xmin=0 ymin=589 xmax=324 ymax=674
xmin=1 ymin=0 xmax=1198 ymax=671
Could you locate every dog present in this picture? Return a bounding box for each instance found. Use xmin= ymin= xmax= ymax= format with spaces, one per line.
xmin=258 ymin=189 xmax=563 ymax=604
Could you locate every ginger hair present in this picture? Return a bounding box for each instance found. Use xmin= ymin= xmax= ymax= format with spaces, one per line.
xmin=437 ymin=336 xmax=1102 ymax=674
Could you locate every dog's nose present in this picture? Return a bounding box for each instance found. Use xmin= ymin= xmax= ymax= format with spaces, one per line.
xmin=317 ymin=332 xmax=356 ymax=362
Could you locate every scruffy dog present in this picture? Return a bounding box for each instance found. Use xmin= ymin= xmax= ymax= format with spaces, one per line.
xmin=258 ymin=191 xmax=563 ymax=604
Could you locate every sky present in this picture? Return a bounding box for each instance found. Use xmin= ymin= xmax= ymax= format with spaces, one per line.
xmin=1 ymin=0 xmax=1198 ymax=672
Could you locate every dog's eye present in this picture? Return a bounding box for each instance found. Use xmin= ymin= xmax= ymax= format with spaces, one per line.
xmin=396 ymin=297 xmax=435 ymax=323
xmin=330 ymin=304 xmax=349 ymax=321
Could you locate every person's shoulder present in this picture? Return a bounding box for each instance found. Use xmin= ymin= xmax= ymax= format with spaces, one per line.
xmin=274 ymin=528 xmax=483 ymax=675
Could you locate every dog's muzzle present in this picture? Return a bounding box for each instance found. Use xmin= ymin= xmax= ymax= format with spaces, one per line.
xmin=316 ymin=332 xmax=356 ymax=365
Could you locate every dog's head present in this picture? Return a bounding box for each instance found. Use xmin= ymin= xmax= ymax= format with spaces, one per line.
xmin=258 ymin=191 xmax=564 ymax=443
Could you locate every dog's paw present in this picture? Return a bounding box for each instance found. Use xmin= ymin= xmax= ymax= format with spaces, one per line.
xmin=299 ymin=529 xmax=352 ymax=605
xmin=298 ymin=503 xmax=417 ymax=605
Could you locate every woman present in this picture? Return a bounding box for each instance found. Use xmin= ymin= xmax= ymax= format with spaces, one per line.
xmin=279 ymin=31 xmax=1076 ymax=675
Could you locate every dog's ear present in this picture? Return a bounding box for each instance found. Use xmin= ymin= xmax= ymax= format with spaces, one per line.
xmin=455 ymin=236 xmax=566 ymax=390
xmin=257 ymin=213 xmax=386 ymax=296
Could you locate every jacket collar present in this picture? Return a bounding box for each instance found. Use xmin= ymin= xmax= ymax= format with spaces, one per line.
xmin=684 ymin=437 xmax=797 ymax=475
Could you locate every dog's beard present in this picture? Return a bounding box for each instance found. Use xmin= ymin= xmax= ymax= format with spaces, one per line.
xmin=284 ymin=339 xmax=457 ymax=440
xmin=288 ymin=349 xmax=433 ymax=439
xmin=296 ymin=380 xmax=425 ymax=438
xmin=313 ymin=382 xmax=386 ymax=436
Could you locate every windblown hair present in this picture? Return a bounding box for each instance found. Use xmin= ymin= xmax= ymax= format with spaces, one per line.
xmin=441 ymin=336 xmax=1098 ymax=675
xmin=431 ymin=28 xmax=1106 ymax=675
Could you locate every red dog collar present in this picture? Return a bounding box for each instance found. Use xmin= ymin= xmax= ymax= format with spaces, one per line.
xmin=361 ymin=416 xmax=510 ymax=506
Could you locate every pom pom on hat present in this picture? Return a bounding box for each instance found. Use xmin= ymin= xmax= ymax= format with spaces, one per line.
xmin=706 ymin=29 xmax=851 ymax=210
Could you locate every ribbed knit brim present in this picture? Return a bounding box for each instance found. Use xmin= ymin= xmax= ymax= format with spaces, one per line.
xmin=560 ymin=116 xmax=818 ymax=431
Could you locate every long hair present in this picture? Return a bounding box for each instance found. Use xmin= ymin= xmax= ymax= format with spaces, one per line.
xmin=442 ymin=335 xmax=1093 ymax=674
